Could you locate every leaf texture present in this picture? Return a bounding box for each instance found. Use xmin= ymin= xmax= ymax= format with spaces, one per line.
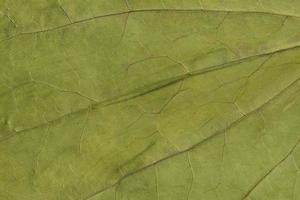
xmin=1 ymin=0 xmax=300 ymax=200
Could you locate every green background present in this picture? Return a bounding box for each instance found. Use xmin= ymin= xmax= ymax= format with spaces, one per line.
xmin=1 ymin=0 xmax=300 ymax=199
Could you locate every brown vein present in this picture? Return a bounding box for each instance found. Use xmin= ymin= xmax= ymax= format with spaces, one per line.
xmin=1 ymin=8 xmax=300 ymax=43
xmin=1 ymin=44 xmax=300 ymax=143
xmin=82 ymin=76 xmax=300 ymax=200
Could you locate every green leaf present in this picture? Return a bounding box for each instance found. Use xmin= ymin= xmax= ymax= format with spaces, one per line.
xmin=1 ymin=1 xmax=300 ymax=199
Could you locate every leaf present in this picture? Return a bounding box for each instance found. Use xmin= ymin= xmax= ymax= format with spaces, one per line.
xmin=1 ymin=0 xmax=300 ymax=199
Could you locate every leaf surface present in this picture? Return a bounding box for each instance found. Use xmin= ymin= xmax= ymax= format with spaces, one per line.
xmin=1 ymin=1 xmax=300 ymax=199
